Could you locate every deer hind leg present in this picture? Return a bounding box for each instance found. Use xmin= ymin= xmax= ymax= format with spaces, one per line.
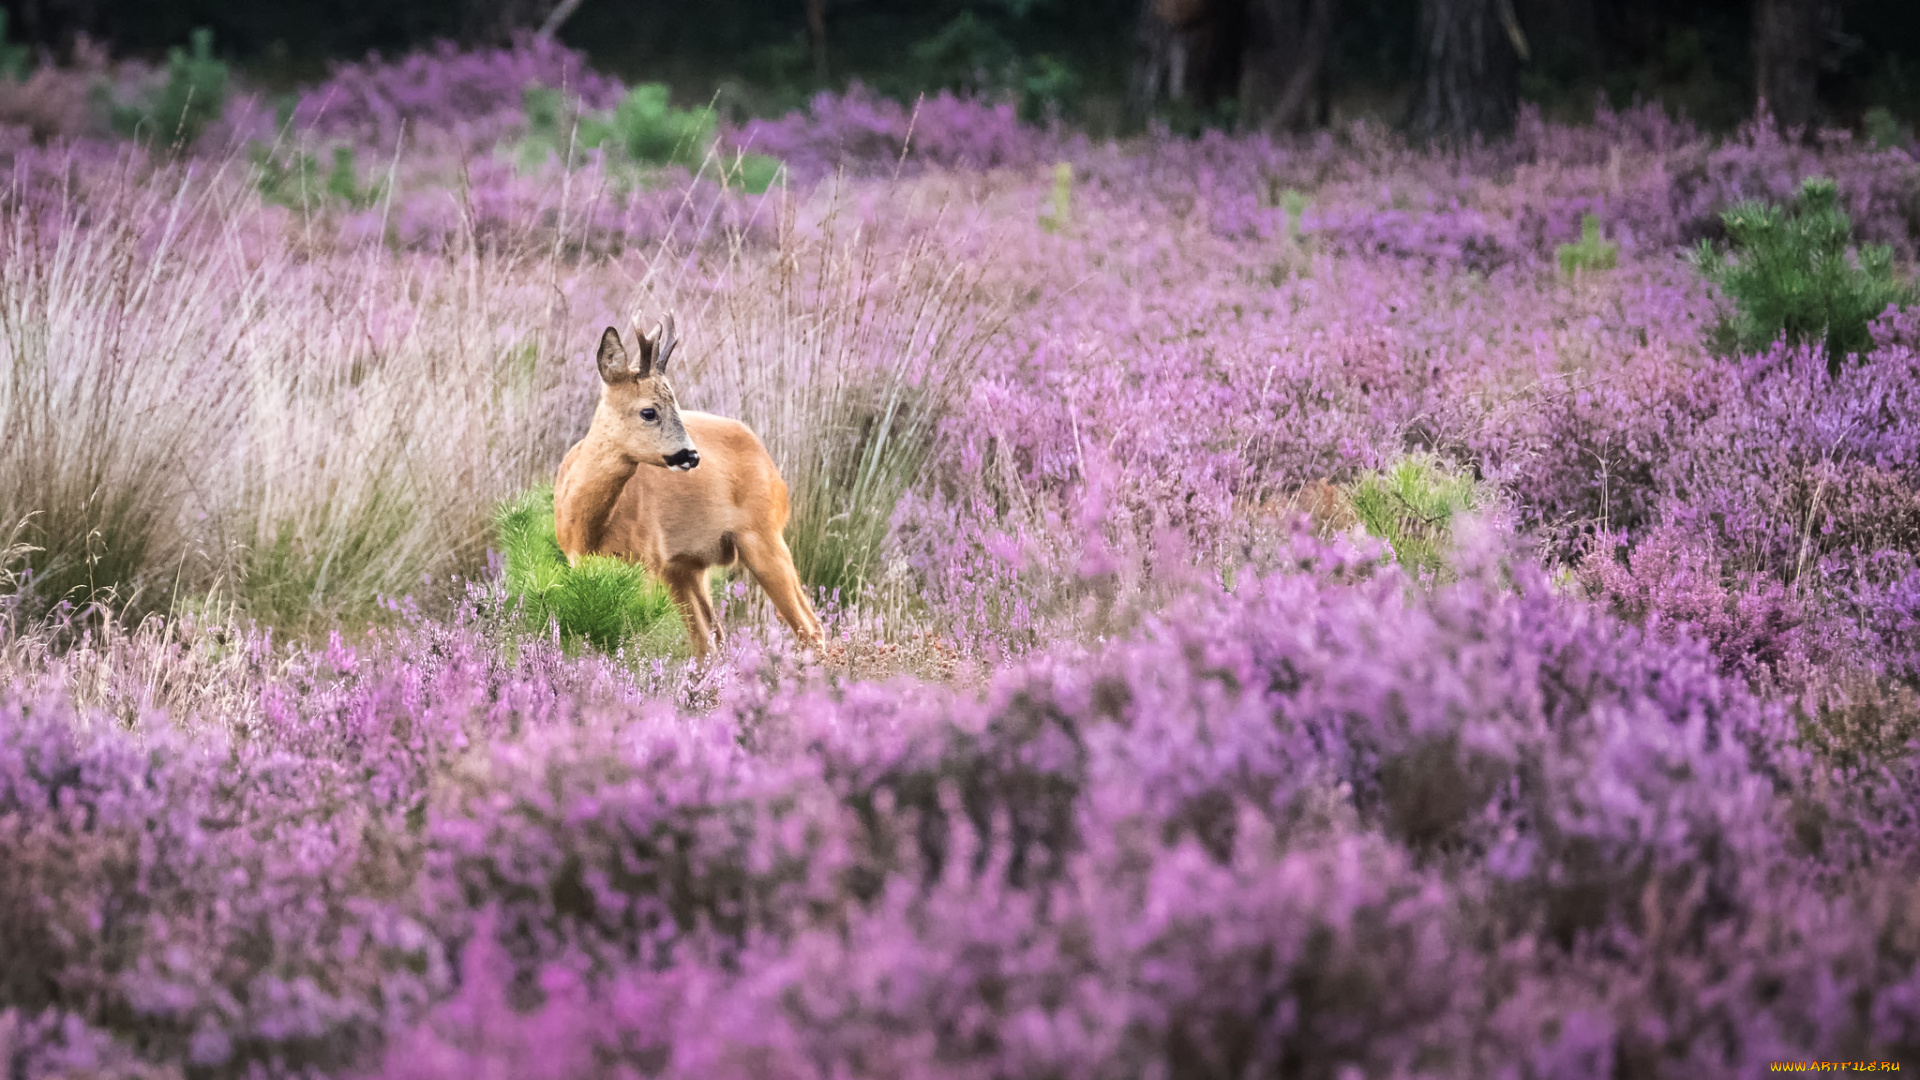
xmin=663 ymin=562 xmax=718 ymax=660
xmin=734 ymin=530 xmax=823 ymax=646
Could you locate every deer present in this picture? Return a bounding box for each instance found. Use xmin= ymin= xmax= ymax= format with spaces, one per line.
xmin=554 ymin=314 xmax=823 ymax=659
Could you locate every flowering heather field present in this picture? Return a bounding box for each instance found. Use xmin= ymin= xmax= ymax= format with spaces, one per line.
xmin=4 ymin=38 xmax=1920 ymax=1078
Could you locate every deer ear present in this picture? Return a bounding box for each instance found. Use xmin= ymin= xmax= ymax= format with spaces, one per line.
xmin=596 ymin=326 xmax=643 ymax=383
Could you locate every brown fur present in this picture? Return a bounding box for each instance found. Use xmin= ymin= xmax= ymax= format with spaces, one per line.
xmin=554 ymin=321 xmax=823 ymax=658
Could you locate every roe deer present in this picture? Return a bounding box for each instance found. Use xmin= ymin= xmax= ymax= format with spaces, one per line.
xmin=554 ymin=314 xmax=823 ymax=658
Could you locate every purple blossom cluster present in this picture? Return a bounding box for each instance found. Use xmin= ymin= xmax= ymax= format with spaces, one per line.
xmin=5 ymin=537 xmax=1917 ymax=1077
xmin=287 ymin=34 xmax=623 ymax=152
xmin=730 ymin=82 xmax=1053 ymax=181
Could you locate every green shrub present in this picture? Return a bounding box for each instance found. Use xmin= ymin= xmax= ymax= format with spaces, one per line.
xmin=1864 ymin=106 xmax=1909 ymax=151
xmin=1345 ymin=454 xmax=1484 ymax=579
xmin=0 ymin=10 xmax=30 ymax=81
xmin=515 ymin=85 xmax=574 ymax=171
xmin=582 ymin=84 xmax=714 ymax=167
xmin=251 ymin=142 xmax=385 ymax=209
xmin=494 ymin=486 xmax=680 ymax=654
xmin=1280 ymin=188 xmax=1310 ymax=239
xmin=1556 ymin=214 xmax=1618 ymax=274
xmin=519 ymin=83 xmax=783 ymax=192
xmin=109 ymin=28 xmax=229 ymax=149
xmin=722 ymin=151 xmax=785 ymax=195
xmin=237 ymin=483 xmax=418 ymax=630
xmin=1039 ymin=162 xmax=1072 ymax=233
xmin=1690 ymin=176 xmax=1916 ymax=371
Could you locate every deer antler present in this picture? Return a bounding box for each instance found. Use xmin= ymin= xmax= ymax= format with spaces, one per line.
xmin=652 ymin=312 xmax=677 ymax=373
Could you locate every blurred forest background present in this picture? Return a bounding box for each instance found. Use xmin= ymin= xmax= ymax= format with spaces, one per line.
xmin=0 ymin=0 xmax=1916 ymax=141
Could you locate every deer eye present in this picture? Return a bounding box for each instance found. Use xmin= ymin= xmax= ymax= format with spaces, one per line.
xmin=639 ymin=407 xmax=658 ymax=422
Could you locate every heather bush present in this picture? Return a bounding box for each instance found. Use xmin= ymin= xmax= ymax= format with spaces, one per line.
xmin=1581 ymin=525 xmax=1809 ymax=683
xmin=731 ymin=83 xmax=1049 ymax=180
xmin=1692 ymin=176 xmax=1917 ymax=370
xmin=494 ymin=486 xmax=679 ymax=654
xmin=0 ymin=61 xmax=99 ymax=143
xmin=288 ymin=35 xmax=621 ymax=151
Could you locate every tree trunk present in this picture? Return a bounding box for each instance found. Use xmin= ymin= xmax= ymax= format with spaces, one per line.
xmin=1128 ymin=0 xmax=1246 ymax=122
xmin=1406 ymin=0 xmax=1522 ymax=141
xmin=1753 ymin=0 xmax=1828 ymax=132
xmin=805 ymin=0 xmax=829 ymax=84
xmin=1241 ymin=0 xmax=1339 ymax=133
xmin=1516 ymin=0 xmax=1594 ymax=82
xmin=461 ymin=0 xmax=571 ymax=44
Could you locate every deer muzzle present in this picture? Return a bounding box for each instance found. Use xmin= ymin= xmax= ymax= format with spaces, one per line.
xmin=665 ymin=448 xmax=700 ymax=471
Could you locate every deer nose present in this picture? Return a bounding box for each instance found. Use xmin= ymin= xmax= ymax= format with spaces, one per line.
xmin=665 ymin=448 xmax=700 ymax=471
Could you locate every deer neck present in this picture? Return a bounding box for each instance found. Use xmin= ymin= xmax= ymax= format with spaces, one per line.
xmin=557 ymin=428 xmax=639 ymax=559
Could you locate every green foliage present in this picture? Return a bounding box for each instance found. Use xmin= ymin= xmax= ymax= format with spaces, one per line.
xmin=239 ymin=484 xmax=417 ymax=629
xmin=1345 ymin=454 xmax=1484 ymax=579
xmin=251 ymin=142 xmax=386 ymax=209
xmin=1280 ymin=188 xmax=1310 ymax=239
xmin=1864 ymin=106 xmax=1910 ymax=151
xmin=1690 ymin=177 xmax=1916 ymax=371
xmin=903 ymin=10 xmax=1079 ymax=122
xmin=1016 ymin=54 xmax=1078 ymax=123
xmin=1039 ymin=161 xmax=1072 ymax=233
xmin=910 ymin=12 xmax=1016 ymax=94
xmin=520 ymin=83 xmax=783 ymax=192
xmin=1556 ymin=214 xmax=1618 ymax=274
xmin=722 ymin=151 xmax=785 ymax=195
xmin=514 ymin=86 xmax=573 ymax=171
xmin=0 ymin=10 xmax=30 ymax=82
xmin=110 ymin=28 xmax=229 ymax=149
xmin=494 ymin=486 xmax=680 ymax=654
xmin=582 ymin=84 xmax=716 ymax=168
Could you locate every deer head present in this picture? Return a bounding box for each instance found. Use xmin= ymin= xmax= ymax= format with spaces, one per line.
xmin=591 ymin=314 xmax=699 ymax=471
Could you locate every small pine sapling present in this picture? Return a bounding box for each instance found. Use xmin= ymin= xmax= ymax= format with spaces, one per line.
xmin=584 ymin=84 xmax=716 ymax=168
xmin=1040 ymin=162 xmax=1072 ymax=233
xmin=111 ymin=28 xmax=229 ymax=150
xmin=0 ymin=10 xmax=30 ymax=81
xmin=1281 ymin=188 xmax=1310 ymax=240
xmin=1556 ymin=214 xmax=1618 ymax=274
xmin=1690 ymin=176 xmax=1916 ymax=371
xmin=495 ymin=486 xmax=679 ymax=654
xmin=723 ymin=151 xmax=786 ymax=194
xmin=1863 ymin=106 xmax=1909 ymax=152
xmin=1343 ymin=454 xmax=1484 ymax=579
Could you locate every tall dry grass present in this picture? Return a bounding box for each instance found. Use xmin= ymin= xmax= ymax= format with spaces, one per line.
xmin=1 ymin=150 xmax=995 ymax=641
xmin=0 ymin=157 xmax=594 ymax=629
xmin=634 ymin=188 xmax=999 ymax=610
xmin=0 ymin=168 xmax=258 ymax=614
